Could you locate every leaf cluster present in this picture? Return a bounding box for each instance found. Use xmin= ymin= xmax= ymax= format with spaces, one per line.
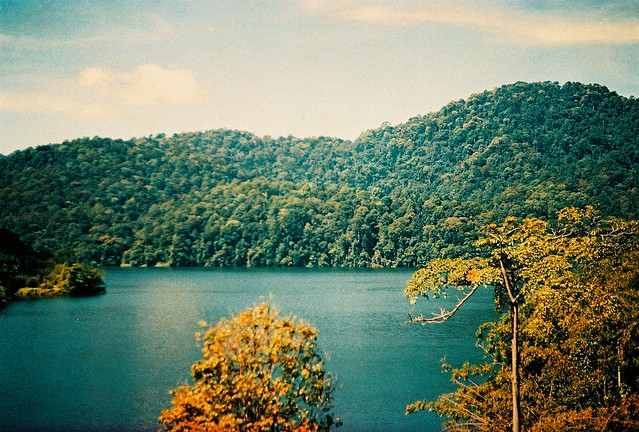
xmin=159 ymin=303 xmax=339 ymax=432
xmin=405 ymin=209 xmax=639 ymax=430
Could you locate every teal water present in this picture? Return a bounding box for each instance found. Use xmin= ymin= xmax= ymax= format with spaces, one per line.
xmin=0 ymin=268 xmax=495 ymax=431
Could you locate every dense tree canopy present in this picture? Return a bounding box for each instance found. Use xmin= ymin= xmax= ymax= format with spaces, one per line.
xmin=1 ymin=81 xmax=637 ymax=267
xmin=405 ymin=208 xmax=639 ymax=431
xmin=159 ymin=303 xmax=339 ymax=432
xmin=0 ymin=228 xmax=104 ymax=302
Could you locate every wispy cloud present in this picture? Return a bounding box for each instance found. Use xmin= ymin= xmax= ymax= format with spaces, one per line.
xmin=0 ymin=92 xmax=105 ymax=117
xmin=78 ymin=64 xmax=208 ymax=108
xmin=305 ymin=0 xmax=639 ymax=45
xmin=0 ymin=64 xmax=210 ymax=118
xmin=0 ymin=33 xmax=142 ymax=49
xmin=0 ymin=14 xmax=173 ymax=50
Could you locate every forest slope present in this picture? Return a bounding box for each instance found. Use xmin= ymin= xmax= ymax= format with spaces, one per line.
xmin=1 ymin=81 xmax=637 ymax=267
xmin=0 ymin=228 xmax=104 ymax=301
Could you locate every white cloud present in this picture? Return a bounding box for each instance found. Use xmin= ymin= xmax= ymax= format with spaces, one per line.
xmin=305 ymin=0 xmax=639 ymax=45
xmin=0 ymin=64 xmax=209 ymax=119
xmin=78 ymin=64 xmax=208 ymax=107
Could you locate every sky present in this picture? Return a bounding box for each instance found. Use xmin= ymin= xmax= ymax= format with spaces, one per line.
xmin=0 ymin=0 xmax=638 ymax=155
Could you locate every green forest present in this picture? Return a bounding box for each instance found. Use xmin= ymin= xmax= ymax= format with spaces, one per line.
xmin=0 ymin=228 xmax=104 ymax=302
xmin=1 ymin=81 xmax=637 ymax=268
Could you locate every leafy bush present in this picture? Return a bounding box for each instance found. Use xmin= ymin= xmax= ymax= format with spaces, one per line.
xmin=15 ymin=263 xmax=105 ymax=297
xmin=159 ymin=303 xmax=340 ymax=431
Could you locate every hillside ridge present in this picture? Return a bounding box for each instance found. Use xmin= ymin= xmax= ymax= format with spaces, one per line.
xmin=1 ymin=81 xmax=637 ymax=267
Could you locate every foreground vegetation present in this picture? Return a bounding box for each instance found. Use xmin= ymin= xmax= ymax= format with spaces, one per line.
xmin=0 ymin=228 xmax=104 ymax=303
xmin=155 ymin=208 xmax=638 ymax=431
xmin=1 ymin=82 xmax=637 ymax=267
xmin=405 ymin=208 xmax=639 ymax=431
xmin=159 ymin=303 xmax=339 ymax=432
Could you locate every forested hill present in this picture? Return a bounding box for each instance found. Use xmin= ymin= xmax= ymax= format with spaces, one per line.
xmin=1 ymin=81 xmax=638 ymax=267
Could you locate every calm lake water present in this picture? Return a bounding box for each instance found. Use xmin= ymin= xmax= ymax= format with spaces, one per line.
xmin=0 ymin=268 xmax=495 ymax=432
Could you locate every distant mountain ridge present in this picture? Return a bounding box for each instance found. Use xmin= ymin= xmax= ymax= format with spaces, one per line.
xmin=1 ymin=81 xmax=637 ymax=267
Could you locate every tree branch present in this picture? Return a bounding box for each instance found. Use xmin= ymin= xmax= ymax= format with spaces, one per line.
xmin=499 ymin=257 xmax=517 ymax=305
xmin=405 ymin=284 xmax=481 ymax=325
xmin=599 ymin=229 xmax=638 ymax=239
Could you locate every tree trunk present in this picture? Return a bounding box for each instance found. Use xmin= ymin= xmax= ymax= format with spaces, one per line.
xmin=500 ymin=257 xmax=521 ymax=432
xmin=511 ymin=301 xmax=521 ymax=432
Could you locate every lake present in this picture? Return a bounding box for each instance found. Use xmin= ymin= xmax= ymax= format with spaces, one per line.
xmin=0 ymin=268 xmax=496 ymax=431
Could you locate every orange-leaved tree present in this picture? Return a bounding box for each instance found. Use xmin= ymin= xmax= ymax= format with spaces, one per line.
xmin=404 ymin=207 xmax=639 ymax=431
xmin=159 ymin=302 xmax=340 ymax=432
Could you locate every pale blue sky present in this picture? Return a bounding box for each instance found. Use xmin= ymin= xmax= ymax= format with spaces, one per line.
xmin=1 ymin=0 xmax=638 ymax=154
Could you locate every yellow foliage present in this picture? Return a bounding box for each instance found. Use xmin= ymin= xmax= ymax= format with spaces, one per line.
xmin=15 ymin=262 xmax=104 ymax=297
xmin=159 ymin=303 xmax=340 ymax=431
xmin=405 ymin=207 xmax=639 ymax=431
